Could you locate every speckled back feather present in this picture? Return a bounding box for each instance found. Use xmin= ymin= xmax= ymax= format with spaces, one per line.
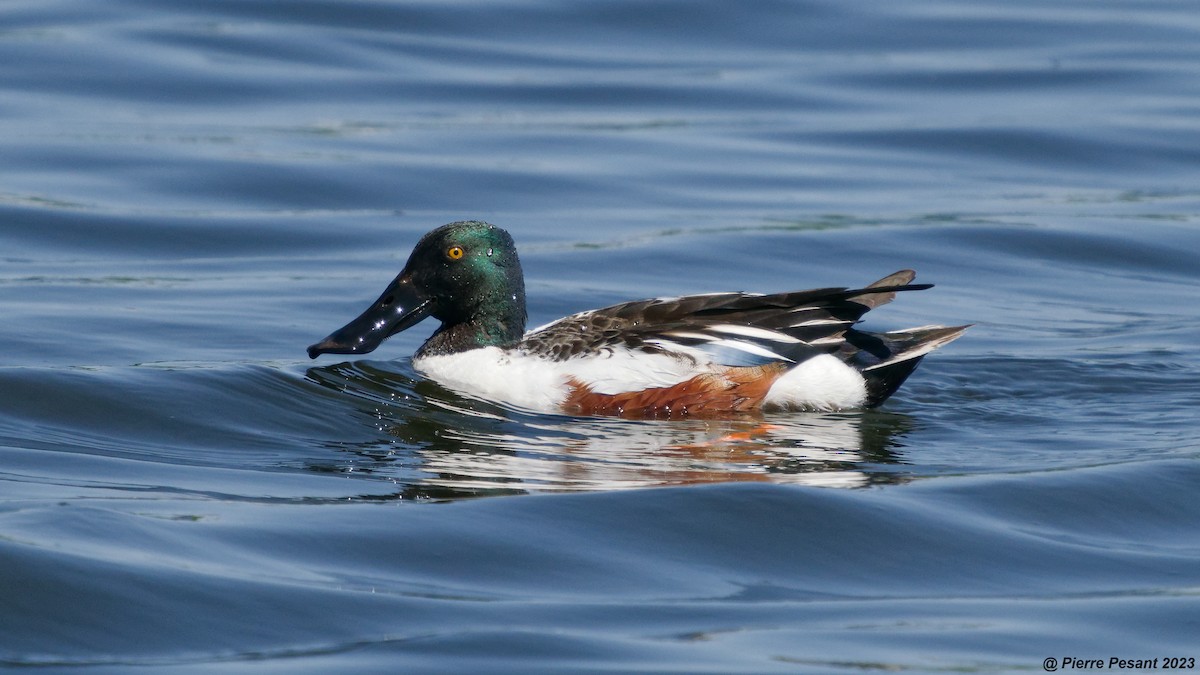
xmin=519 ymin=271 xmax=932 ymax=366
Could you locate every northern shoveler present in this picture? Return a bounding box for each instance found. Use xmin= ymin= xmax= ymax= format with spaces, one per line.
xmin=308 ymin=220 xmax=967 ymax=418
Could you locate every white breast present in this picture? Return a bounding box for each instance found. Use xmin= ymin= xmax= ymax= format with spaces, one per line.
xmin=415 ymin=348 xmax=570 ymax=412
xmin=414 ymin=346 xmax=710 ymax=412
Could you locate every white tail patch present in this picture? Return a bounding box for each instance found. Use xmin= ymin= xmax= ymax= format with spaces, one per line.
xmin=764 ymin=354 xmax=867 ymax=411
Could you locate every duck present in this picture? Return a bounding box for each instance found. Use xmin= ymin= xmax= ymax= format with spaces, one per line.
xmin=308 ymin=220 xmax=967 ymax=418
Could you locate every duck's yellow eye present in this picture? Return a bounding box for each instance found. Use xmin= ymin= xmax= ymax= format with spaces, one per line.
xmin=446 ymin=245 xmax=465 ymax=260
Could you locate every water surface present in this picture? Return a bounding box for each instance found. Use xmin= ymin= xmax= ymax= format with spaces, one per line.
xmin=2 ymin=0 xmax=1199 ymax=671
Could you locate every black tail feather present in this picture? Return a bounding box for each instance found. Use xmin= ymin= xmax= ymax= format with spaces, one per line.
xmin=862 ymin=356 xmax=925 ymax=407
xmin=849 ymin=324 xmax=970 ymax=407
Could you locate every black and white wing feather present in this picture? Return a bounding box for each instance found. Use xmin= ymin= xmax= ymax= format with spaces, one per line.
xmin=519 ymin=270 xmax=931 ymax=366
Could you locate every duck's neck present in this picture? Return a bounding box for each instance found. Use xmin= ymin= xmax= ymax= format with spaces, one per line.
xmin=416 ymin=293 xmax=527 ymax=358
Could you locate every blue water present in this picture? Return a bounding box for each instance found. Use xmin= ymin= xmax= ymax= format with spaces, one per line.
xmin=3 ymin=1 xmax=1199 ymax=672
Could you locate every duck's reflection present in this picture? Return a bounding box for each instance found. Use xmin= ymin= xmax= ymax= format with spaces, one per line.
xmin=305 ymin=361 xmax=915 ymax=500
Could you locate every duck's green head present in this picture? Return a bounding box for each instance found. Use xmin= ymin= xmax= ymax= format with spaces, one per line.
xmin=308 ymin=221 xmax=527 ymax=359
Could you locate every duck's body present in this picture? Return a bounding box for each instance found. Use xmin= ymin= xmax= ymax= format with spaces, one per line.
xmin=309 ymin=221 xmax=967 ymax=418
